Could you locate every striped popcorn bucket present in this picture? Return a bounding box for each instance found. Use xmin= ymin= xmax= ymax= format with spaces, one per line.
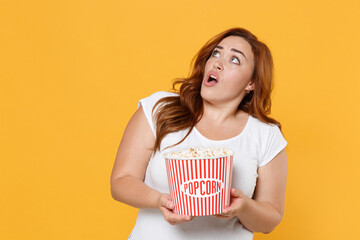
xmin=164 ymin=155 xmax=233 ymax=216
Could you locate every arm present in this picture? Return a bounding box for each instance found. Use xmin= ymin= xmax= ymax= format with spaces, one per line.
xmin=110 ymin=106 xmax=193 ymax=224
xmin=216 ymin=149 xmax=287 ymax=234
xmin=110 ymin=106 xmax=159 ymax=208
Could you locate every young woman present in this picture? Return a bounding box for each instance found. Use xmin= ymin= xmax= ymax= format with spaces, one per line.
xmin=111 ymin=27 xmax=288 ymax=240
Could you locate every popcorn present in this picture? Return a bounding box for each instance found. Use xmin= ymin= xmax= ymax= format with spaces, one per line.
xmin=164 ymin=147 xmax=234 ymax=216
xmin=165 ymin=147 xmax=233 ymax=159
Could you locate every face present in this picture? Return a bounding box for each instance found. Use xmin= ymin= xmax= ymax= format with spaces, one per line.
xmin=201 ymin=36 xmax=255 ymax=106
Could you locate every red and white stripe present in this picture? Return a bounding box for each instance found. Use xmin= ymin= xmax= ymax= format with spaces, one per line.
xmin=165 ymin=156 xmax=233 ymax=216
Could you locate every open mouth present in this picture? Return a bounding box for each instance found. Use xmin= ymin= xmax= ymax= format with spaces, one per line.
xmin=207 ymin=74 xmax=218 ymax=83
xmin=204 ymin=72 xmax=219 ymax=87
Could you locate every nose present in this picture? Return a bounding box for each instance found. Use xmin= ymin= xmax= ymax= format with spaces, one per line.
xmin=213 ymin=59 xmax=223 ymax=71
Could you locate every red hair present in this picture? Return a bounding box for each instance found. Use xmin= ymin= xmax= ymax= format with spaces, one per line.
xmin=153 ymin=28 xmax=281 ymax=152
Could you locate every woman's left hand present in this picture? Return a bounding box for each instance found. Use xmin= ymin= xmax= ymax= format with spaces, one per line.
xmin=213 ymin=188 xmax=249 ymax=219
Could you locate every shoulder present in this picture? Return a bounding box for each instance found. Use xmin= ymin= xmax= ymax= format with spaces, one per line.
xmin=247 ymin=116 xmax=287 ymax=167
xmin=137 ymin=91 xmax=179 ymax=137
xmin=247 ymin=115 xmax=279 ymax=135
xmin=138 ymin=91 xmax=179 ymax=109
xmin=245 ymin=115 xmax=285 ymax=145
xmin=145 ymin=91 xmax=179 ymax=102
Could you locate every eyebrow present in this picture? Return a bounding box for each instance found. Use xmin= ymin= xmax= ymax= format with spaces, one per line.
xmin=215 ymin=46 xmax=247 ymax=60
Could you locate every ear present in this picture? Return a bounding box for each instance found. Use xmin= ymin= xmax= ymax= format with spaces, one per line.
xmin=245 ymin=80 xmax=255 ymax=92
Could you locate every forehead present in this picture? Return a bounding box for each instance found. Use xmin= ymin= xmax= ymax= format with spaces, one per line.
xmin=217 ymin=36 xmax=253 ymax=60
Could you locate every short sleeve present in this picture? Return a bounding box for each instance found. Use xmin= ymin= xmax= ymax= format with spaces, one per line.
xmin=258 ymin=124 xmax=287 ymax=167
xmin=137 ymin=91 xmax=178 ymax=137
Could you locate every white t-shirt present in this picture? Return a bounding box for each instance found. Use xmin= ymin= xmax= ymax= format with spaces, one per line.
xmin=128 ymin=91 xmax=287 ymax=240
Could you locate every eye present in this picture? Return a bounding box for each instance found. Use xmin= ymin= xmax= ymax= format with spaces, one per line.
xmin=231 ymin=56 xmax=240 ymax=64
xmin=212 ymin=50 xmax=220 ymax=57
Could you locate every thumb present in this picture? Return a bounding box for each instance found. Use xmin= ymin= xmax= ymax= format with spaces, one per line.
xmin=161 ymin=194 xmax=174 ymax=209
xmin=231 ymin=188 xmax=244 ymax=198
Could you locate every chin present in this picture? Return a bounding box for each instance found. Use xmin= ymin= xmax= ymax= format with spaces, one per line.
xmin=200 ymin=87 xmax=210 ymax=100
xmin=200 ymin=88 xmax=220 ymax=103
xmin=202 ymin=88 xmax=244 ymax=106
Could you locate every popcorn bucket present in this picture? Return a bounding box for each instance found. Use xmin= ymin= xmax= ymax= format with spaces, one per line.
xmin=164 ymin=155 xmax=233 ymax=216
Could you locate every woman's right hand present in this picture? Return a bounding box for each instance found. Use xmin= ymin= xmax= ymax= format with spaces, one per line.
xmin=158 ymin=193 xmax=194 ymax=225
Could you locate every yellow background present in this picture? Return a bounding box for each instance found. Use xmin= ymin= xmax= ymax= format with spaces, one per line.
xmin=1 ymin=0 xmax=359 ymax=239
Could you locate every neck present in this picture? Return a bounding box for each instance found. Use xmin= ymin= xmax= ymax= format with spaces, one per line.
xmin=201 ymin=99 xmax=241 ymax=124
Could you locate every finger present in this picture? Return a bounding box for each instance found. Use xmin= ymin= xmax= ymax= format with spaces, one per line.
xmin=220 ymin=208 xmax=236 ymax=218
xmin=160 ymin=195 xmax=174 ymax=210
xmin=159 ymin=205 xmax=172 ymax=216
xmin=231 ymin=188 xmax=238 ymax=197
xmin=160 ymin=207 xmax=193 ymax=225
xmin=222 ymin=208 xmax=231 ymax=214
xmin=231 ymin=188 xmax=244 ymax=198
xmin=165 ymin=200 xmax=174 ymax=210
xmin=160 ymin=207 xmax=177 ymax=224
xmin=167 ymin=214 xmax=192 ymax=225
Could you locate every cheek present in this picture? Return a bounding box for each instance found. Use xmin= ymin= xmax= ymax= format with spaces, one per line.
xmin=204 ymin=59 xmax=213 ymax=69
xmin=228 ymin=67 xmax=252 ymax=83
xmin=224 ymin=72 xmax=251 ymax=90
xmin=228 ymin=71 xmax=245 ymax=83
xmin=203 ymin=61 xmax=213 ymax=77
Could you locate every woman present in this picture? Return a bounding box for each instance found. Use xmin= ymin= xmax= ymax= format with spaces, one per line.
xmin=111 ymin=27 xmax=288 ymax=240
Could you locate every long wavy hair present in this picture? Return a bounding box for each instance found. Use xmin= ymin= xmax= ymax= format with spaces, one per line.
xmin=152 ymin=27 xmax=281 ymax=152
